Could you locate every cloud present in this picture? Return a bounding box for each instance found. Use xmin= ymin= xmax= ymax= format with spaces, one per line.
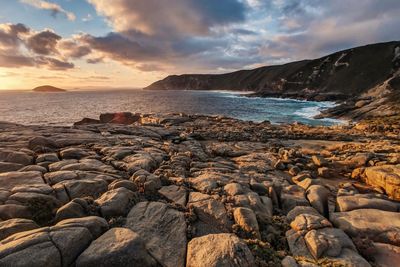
xmin=0 ymin=23 xmax=74 ymax=70
xmin=20 ymin=0 xmax=76 ymax=21
xmin=58 ymin=40 xmax=92 ymax=58
xmin=88 ymin=0 xmax=246 ymax=36
xmin=26 ymin=30 xmax=61 ymax=55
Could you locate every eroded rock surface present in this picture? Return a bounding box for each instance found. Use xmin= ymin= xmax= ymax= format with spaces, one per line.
xmin=0 ymin=113 xmax=399 ymax=266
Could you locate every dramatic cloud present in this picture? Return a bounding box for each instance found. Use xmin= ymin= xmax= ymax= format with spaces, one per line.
xmin=0 ymin=23 xmax=74 ymax=70
xmin=88 ymin=0 xmax=246 ymax=36
xmin=2 ymin=0 xmax=400 ymax=76
xmin=20 ymin=0 xmax=76 ymax=21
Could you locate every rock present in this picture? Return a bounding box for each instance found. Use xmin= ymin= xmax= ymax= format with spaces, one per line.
xmin=323 ymin=248 xmax=371 ymax=267
xmin=0 ymin=219 xmax=38 ymax=240
xmin=95 ymin=188 xmax=138 ymax=217
xmin=296 ymin=178 xmax=322 ymax=190
xmin=286 ymin=229 xmax=313 ymax=259
xmin=100 ymin=112 xmax=140 ymax=124
xmin=60 ymin=147 xmax=90 ymax=160
xmin=282 ymin=256 xmax=299 ymax=267
xmin=0 ymin=216 xmax=107 ymax=267
xmin=0 ymin=171 xmax=44 ymax=191
xmin=55 ymin=198 xmax=97 ymax=222
xmin=73 ymin=118 xmax=101 ymax=126
xmin=287 ymin=206 xmax=321 ymax=223
xmin=60 ymin=179 xmax=108 ymax=199
xmin=55 ymin=216 xmax=109 ymax=239
xmin=317 ymin=167 xmax=335 ymax=178
xmin=36 ymin=153 xmax=59 ymax=163
xmin=364 ymin=165 xmax=400 ymax=200
xmin=331 ymin=209 xmax=400 ymax=246
xmin=28 ymin=136 xmax=58 ymax=152
xmin=48 ymin=160 xmax=78 ymax=171
xmin=0 ymin=162 xmax=24 ymax=173
xmin=281 ymin=185 xmax=310 ymax=214
xmin=131 ymin=169 xmax=161 ymax=193
xmin=158 ymin=185 xmax=187 ymax=206
xmin=125 ymin=201 xmax=187 ymax=267
xmin=289 ymin=166 xmax=301 ymax=176
xmin=0 ymin=204 xmax=32 ymax=220
xmin=224 ymin=183 xmax=244 ymax=196
xmin=76 ymin=228 xmax=158 ymax=267
xmin=370 ymin=242 xmax=400 ymax=267
xmin=108 ymin=179 xmax=138 ymax=192
xmin=312 ymin=155 xmax=328 ymax=167
xmin=0 ymin=149 xmax=33 ymax=165
xmin=336 ymin=194 xmax=398 ymax=212
xmin=304 ymin=228 xmax=356 ymax=259
xmin=189 ymin=192 xmax=232 ymax=236
xmin=290 ymin=214 xmax=332 ymax=234
xmin=234 ymin=192 xmax=273 ymax=224
xmin=18 ymin=165 xmax=47 ymax=174
xmin=44 ymin=170 xmax=78 ymax=185
xmin=345 ymin=153 xmax=373 ymax=168
xmin=233 ymin=207 xmax=260 ymax=238
xmin=186 ymin=233 xmax=255 ymax=267
xmin=274 ymin=160 xmax=286 ymax=170
xmin=306 ymin=185 xmax=330 ymax=217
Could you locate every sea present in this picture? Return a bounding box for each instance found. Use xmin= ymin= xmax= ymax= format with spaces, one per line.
xmin=0 ymin=89 xmax=343 ymax=126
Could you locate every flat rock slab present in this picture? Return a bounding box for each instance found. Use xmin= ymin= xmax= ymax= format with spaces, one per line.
xmin=76 ymin=228 xmax=158 ymax=267
xmin=364 ymin=165 xmax=400 ymax=200
xmin=125 ymin=201 xmax=187 ymax=267
xmin=0 ymin=171 xmax=44 ymax=191
xmin=336 ymin=194 xmax=399 ymax=212
xmin=186 ymin=233 xmax=255 ymax=267
xmin=158 ymin=185 xmax=187 ymax=206
xmin=331 ymin=209 xmax=400 ymax=246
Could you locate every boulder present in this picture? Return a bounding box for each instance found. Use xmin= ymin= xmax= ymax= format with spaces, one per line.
xmin=287 ymin=206 xmax=321 ymax=223
xmin=44 ymin=171 xmax=78 ymax=185
xmin=0 ymin=219 xmax=38 ymax=240
xmin=312 ymin=155 xmax=328 ymax=167
xmin=224 ymin=183 xmax=244 ymax=196
xmin=234 ymin=192 xmax=273 ymax=224
xmin=60 ymin=148 xmax=90 ymax=160
xmin=55 ymin=198 xmax=97 ymax=222
xmin=108 ymin=179 xmax=138 ymax=192
xmin=131 ymin=169 xmax=161 ymax=193
xmin=281 ymin=185 xmax=310 ymax=214
xmin=290 ymin=214 xmax=332 ymax=234
xmin=370 ymin=242 xmax=400 ymax=267
xmin=95 ymin=188 xmax=138 ymax=217
xmin=0 ymin=162 xmax=24 ymax=173
xmin=60 ymin=179 xmax=108 ymax=199
xmin=0 ymin=149 xmax=33 ymax=166
xmin=158 ymin=185 xmax=187 ymax=206
xmin=364 ymin=165 xmax=400 ymax=200
xmin=233 ymin=207 xmax=260 ymax=238
xmin=336 ymin=194 xmax=398 ymax=212
xmin=0 ymin=171 xmax=44 ymax=191
xmin=28 ymin=136 xmax=58 ymax=152
xmin=18 ymin=165 xmax=47 ymax=174
xmin=0 ymin=204 xmax=32 ymax=220
xmin=304 ymin=228 xmax=356 ymax=259
xmin=306 ymin=185 xmax=330 ymax=217
xmin=331 ymin=209 xmax=400 ymax=246
xmin=186 ymin=233 xmax=255 ymax=267
xmin=125 ymin=201 xmax=187 ymax=267
xmin=76 ymin=228 xmax=158 ymax=267
xmin=36 ymin=153 xmax=59 ymax=163
xmin=189 ymin=192 xmax=232 ymax=236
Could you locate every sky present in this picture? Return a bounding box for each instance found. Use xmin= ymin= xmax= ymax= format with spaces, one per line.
xmin=0 ymin=0 xmax=399 ymax=90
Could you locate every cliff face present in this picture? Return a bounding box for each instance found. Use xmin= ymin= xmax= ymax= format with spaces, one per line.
xmin=145 ymin=41 xmax=400 ymax=103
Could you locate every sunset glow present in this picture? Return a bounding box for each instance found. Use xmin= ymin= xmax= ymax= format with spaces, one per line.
xmin=0 ymin=0 xmax=400 ymax=90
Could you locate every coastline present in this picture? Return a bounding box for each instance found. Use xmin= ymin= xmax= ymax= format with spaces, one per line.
xmin=0 ymin=112 xmax=399 ymax=266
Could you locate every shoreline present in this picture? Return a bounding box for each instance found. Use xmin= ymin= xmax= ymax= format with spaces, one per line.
xmin=0 ymin=112 xmax=399 ymax=266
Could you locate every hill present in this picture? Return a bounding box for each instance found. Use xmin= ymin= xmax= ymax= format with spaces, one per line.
xmin=33 ymin=85 xmax=66 ymax=92
xmin=145 ymin=41 xmax=400 ymax=120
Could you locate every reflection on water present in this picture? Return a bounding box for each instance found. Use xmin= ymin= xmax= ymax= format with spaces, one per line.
xmin=0 ymin=89 xmax=342 ymax=126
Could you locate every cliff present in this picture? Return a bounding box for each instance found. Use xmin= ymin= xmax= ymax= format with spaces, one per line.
xmin=145 ymin=41 xmax=400 ymax=119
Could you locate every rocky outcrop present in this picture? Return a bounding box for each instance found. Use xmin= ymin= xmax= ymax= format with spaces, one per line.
xmin=0 ymin=113 xmax=399 ymax=266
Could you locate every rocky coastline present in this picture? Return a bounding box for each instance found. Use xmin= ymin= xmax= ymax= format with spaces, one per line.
xmin=0 ymin=112 xmax=399 ymax=266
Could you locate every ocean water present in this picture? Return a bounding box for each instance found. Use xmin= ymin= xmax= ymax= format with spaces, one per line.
xmin=0 ymin=89 xmax=343 ymax=126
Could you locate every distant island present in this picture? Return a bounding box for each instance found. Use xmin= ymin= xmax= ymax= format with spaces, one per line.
xmin=33 ymin=85 xmax=67 ymax=92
